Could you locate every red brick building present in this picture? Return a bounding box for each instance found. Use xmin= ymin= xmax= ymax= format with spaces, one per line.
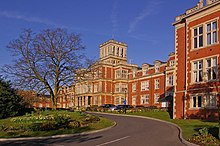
xmin=68 ymin=39 xmax=175 ymax=111
xmin=173 ymin=0 xmax=220 ymax=119
xmin=51 ymin=0 xmax=220 ymax=120
xmin=18 ymin=90 xmax=73 ymax=109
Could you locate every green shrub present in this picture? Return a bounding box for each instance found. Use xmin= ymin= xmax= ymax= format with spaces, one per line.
xmin=40 ymin=121 xmax=57 ymax=131
xmin=68 ymin=120 xmax=80 ymax=129
xmin=90 ymin=115 xmax=100 ymax=122
xmin=54 ymin=114 xmax=71 ymax=128
xmin=28 ymin=123 xmax=41 ymax=131
xmin=199 ymin=127 xmax=209 ymax=136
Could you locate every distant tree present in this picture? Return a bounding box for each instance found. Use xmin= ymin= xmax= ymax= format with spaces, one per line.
xmin=17 ymin=90 xmax=37 ymax=108
xmin=1 ymin=28 xmax=87 ymax=110
xmin=0 ymin=77 xmax=24 ymax=119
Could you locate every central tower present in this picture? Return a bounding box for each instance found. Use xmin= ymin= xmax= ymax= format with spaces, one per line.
xmin=99 ymin=39 xmax=127 ymax=65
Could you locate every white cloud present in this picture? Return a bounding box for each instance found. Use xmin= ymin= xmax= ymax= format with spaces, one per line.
xmin=129 ymin=34 xmax=159 ymax=45
xmin=128 ymin=1 xmax=162 ymax=34
xmin=0 ymin=10 xmax=58 ymax=26
xmin=0 ymin=10 xmax=92 ymax=33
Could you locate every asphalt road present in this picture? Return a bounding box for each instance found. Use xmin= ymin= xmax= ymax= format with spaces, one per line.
xmin=0 ymin=112 xmax=192 ymax=146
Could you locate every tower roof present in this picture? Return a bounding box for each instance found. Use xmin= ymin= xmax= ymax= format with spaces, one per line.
xmin=99 ymin=39 xmax=127 ymax=48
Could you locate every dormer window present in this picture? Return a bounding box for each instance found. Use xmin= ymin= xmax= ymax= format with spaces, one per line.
xmin=155 ymin=65 xmax=160 ymax=73
xmin=133 ymin=71 xmax=136 ymax=78
xmin=142 ymin=67 xmax=148 ymax=76
xmin=170 ymin=60 xmax=175 ymax=67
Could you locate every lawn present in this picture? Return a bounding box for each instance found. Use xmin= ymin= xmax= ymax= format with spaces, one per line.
xmin=127 ymin=110 xmax=219 ymax=145
xmin=0 ymin=110 xmax=114 ymax=138
xmin=128 ymin=111 xmax=218 ymax=139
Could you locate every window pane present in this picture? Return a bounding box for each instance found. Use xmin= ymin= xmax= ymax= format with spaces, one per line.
xmin=207 ymin=33 xmax=211 ymax=45
xmin=199 ymin=36 xmax=203 ymax=47
xmin=193 ymin=96 xmax=196 ymax=107
xmin=213 ymin=21 xmax=217 ymax=30
xmin=199 ymin=61 xmax=203 ymax=69
xmin=194 ymin=38 xmax=198 ymax=48
xmin=194 ymin=28 xmax=197 ymax=36
xmin=198 ymin=96 xmax=202 ymax=107
xmin=194 ymin=71 xmax=198 ymax=82
xmin=212 ymin=58 xmax=217 ymax=67
xmin=207 ymin=24 xmax=211 ymax=32
xmin=213 ymin=68 xmax=217 ymax=79
xmin=199 ymin=70 xmax=203 ymax=81
xmin=207 ymin=68 xmax=211 ymax=80
xmin=211 ymin=95 xmax=216 ymax=106
xmin=207 ymin=59 xmax=211 ymax=67
xmin=199 ymin=26 xmax=203 ymax=34
xmin=194 ymin=62 xmax=197 ymax=70
xmin=213 ymin=31 xmax=217 ymax=43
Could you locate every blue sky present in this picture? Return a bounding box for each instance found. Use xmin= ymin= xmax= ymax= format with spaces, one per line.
xmin=0 ymin=0 xmax=198 ymax=68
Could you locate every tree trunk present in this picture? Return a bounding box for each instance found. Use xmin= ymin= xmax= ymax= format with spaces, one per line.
xmin=51 ymin=94 xmax=57 ymax=110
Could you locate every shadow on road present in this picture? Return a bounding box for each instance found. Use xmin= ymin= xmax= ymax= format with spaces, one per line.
xmin=0 ymin=134 xmax=103 ymax=146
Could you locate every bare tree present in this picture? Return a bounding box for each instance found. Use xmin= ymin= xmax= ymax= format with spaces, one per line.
xmin=1 ymin=28 xmax=86 ymax=110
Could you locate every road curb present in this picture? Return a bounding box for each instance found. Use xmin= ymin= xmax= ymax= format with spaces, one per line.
xmin=0 ymin=119 xmax=117 ymax=142
xmin=88 ymin=112 xmax=198 ymax=146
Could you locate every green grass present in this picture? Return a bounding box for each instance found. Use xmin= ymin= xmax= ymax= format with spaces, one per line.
xmin=0 ymin=110 xmax=114 ymax=138
xmin=128 ymin=111 xmax=219 ymax=140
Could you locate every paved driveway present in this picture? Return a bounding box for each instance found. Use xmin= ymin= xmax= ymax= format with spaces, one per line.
xmin=0 ymin=112 xmax=196 ymax=146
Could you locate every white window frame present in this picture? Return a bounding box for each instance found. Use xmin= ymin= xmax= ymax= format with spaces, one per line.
xmin=193 ymin=25 xmax=203 ymax=49
xmin=94 ymin=84 xmax=98 ymax=93
xmin=122 ymin=70 xmax=128 ymax=79
xmin=192 ymin=60 xmax=203 ymax=83
xmin=115 ymin=84 xmax=120 ymax=93
xmin=140 ymin=94 xmax=149 ymax=104
xmin=205 ymin=94 xmax=217 ymax=108
xmin=191 ymin=56 xmax=218 ymax=83
xmin=154 ymin=93 xmax=159 ymax=104
xmin=132 ymin=96 xmax=136 ymax=105
xmin=141 ymin=81 xmax=149 ymax=91
xmin=115 ymin=83 xmax=127 ymax=93
xmin=88 ymin=84 xmax=92 ymax=93
xmin=206 ymin=57 xmax=217 ymax=81
xmin=142 ymin=67 xmax=148 ymax=76
xmin=121 ymin=83 xmax=128 ymax=93
xmin=191 ymin=95 xmax=203 ymax=108
xmin=94 ymin=96 xmax=98 ymax=105
xmin=115 ymin=97 xmax=120 ymax=105
xmin=155 ymin=65 xmax=160 ymax=73
xmin=132 ymin=71 xmax=136 ymax=78
xmin=155 ymin=79 xmax=160 ymax=89
xmin=206 ymin=20 xmax=217 ymax=45
xmin=170 ymin=60 xmax=175 ymax=67
xmin=115 ymin=70 xmax=121 ymax=79
xmin=167 ymin=75 xmax=174 ymax=86
xmin=99 ymin=68 xmax=102 ymax=78
xmin=115 ymin=69 xmax=128 ymax=79
xmin=132 ymin=83 xmax=136 ymax=92
xmin=115 ymin=96 xmax=125 ymax=105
